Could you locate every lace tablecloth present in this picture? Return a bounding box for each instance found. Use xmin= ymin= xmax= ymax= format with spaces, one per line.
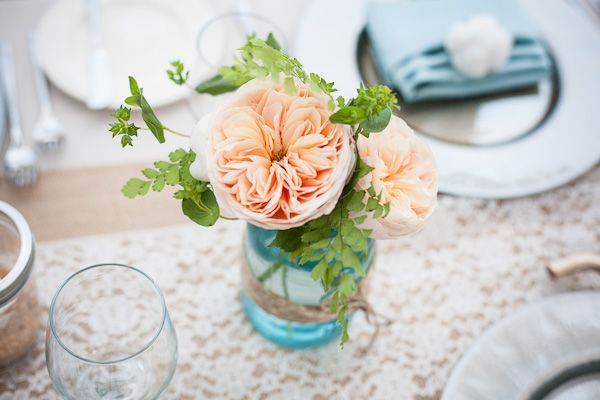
xmin=1 ymin=167 xmax=599 ymax=400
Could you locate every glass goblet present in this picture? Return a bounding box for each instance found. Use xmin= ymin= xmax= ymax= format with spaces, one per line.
xmin=46 ymin=264 xmax=177 ymax=400
xmin=187 ymin=12 xmax=288 ymax=119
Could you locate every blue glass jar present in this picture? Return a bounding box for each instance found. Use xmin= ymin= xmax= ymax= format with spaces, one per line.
xmin=241 ymin=224 xmax=375 ymax=349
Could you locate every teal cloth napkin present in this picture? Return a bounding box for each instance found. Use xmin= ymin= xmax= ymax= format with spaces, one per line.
xmin=367 ymin=0 xmax=551 ymax=103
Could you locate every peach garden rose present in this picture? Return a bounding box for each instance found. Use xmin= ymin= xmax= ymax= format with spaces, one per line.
xmin=190 ymin=79 xmax=356 ymax=229
xmin=356 ymin=115 xmax=438 ymax=239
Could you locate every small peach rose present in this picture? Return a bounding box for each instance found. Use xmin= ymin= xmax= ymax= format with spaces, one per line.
xmin=192 ymin=78 xmax=355 ymax=229
xmin=356 ymin=115 xmax=437 ymax=239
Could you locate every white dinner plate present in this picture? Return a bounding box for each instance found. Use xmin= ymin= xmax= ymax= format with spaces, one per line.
xmin=294 ymin=0 xmax=600 ymax=199
xmin=442 ymin=291 xmax=600 ymax=400
xmin=36 ymin=0 xmax=222 ymax=109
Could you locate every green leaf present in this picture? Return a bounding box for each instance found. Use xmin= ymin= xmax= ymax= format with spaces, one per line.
xmin=139 ymin=95 xmax=165 ymax=143
xmin=124 ymin=95 xmax=140 ymax=107
xmin=113 ymin=106 xmax=130 ymax=121
xmin=310 ymin=258 xmax=328 ymax=281
xmin=359 ymin=106 xmax=392 ymax=133
xmin=338 ymin=273 xmax=357 ymax=295
xmin=121 ymin=178 xmax=149 ymax=199
xmin=329 ymin=106 xmax=366 ymax=125
xmin=128 ymin=76 xmax=140 ymax=95
xmin=341 ymin=247 xmax=366 ymax=277
xmin=372 ymin=205 xmax=384 ymax=219
xmin=120 ymin=135 xmax=132 ymax=147
xmin=195 ymin=74 xmax=243 ymax=95
xmin=142 ymin=168 xmax=158 ymax=179
xmin=353 ymin=215 xmax=367 ymax=224
xmin=347 ymin=191 xmax=365 ymax=212
xmin=366 ymin=197 xmax=379 ymax=212
xmin=152 ymin=175 xmax=166 ymax=191
xmin=165 ymin=164 xmax=179 ymax=185
xmin=166 ymin=60 xmax=189 ymax=85
xmin=329 ymin=292 xmax=339 ymax=313
xmin=169 ymin=148 xmax=187 ymax=162
xmin=139 ymin=181 xmax=151 ymax=196
xmin=181 ymin=192 xmax=219 ymax=227
xmin=154 ymin=161 xmax=171 ymax=172
xmin=270 ymin=227 xmax=305 ymax=253
xmin=346 ymin=158 xmax=373 ymax=192
xmin=265 ymin=32 xmax=282 ymax=50
xmin=340 ymin=318 xmax=349 ymax=347
xmin=284 ymin=77 xmax=296 ymax=95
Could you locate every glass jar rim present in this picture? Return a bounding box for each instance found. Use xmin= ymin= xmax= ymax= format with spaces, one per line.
xmin=49 ymin=263 xmax=168 ymax=365
xmin=0 ymin=201 xmax=35 ymax=306
xmin=195 ymin=11 xmax=288 ymax=68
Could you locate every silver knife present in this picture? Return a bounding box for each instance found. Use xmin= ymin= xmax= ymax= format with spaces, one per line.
xmin=85 ymin=0 xmax=112 ymax=110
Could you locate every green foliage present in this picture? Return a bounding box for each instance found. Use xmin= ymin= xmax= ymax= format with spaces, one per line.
xmin=345 ymin=157 xmax=373 ymax=195
xmin=330 ymin=85 xmax=397 ymax=135
xmin=195 ymin=74 xmax=246 ymax=95
xmin=194 ymin=33 xmax=337 ymax=102
xmin=329 ymin=106 xmax=366 ymax=125
xmin=109 ymin=106 xmax=139 ymax=147
xmin=121 ymin=178 xmax=150 ymax=198
xmin=270 ymin=176 xmax=389 ymax=346
xmin=181 ymin=191 xmax=219 ymax=227
xmin=353 ymin=85 xmax=398 ymax=118
xmin=166 ymin=60 xmax=189 ymax=85
xmin=360 ymin=106 xmax=392 ymax=134
xmin=194 ymin=34 xmax=397 ymax=136
xmin=127 ymin=76 xmax=165 ymax=143
xmin=121 ymin=149 xmax=220 ymax=227
xmin=265 ymin=32 xmax=281 ymax=51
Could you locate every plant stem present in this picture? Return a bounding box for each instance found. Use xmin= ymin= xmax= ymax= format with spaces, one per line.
xmin=281 ymin=262 xmax=289 ymax=299
xmin=139 ymin=127 xmax=190 ymax=138
xmin=163 ymin=126 xmax=190 ymax=138
xmin=257 ymin=259 xmax=283 ymax=283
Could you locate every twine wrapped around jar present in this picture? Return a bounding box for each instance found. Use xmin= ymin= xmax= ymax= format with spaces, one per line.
xmin=240 ymin=253 xmax=391 ymax=351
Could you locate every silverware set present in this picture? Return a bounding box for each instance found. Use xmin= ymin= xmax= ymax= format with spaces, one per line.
xmin=1 ymin=36 xmax=65 ymax=186
xmin=30 ymin=35 xmax=65 ymax=151
xmin=1 ymin=45 xmax=38 ymax=187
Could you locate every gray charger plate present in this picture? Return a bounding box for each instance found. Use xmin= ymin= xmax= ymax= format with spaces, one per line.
xmin=442 ymin=291 xmax=600 ymax=400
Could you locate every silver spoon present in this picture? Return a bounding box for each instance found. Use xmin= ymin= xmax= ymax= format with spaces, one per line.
xmin=1 ymin=44 xmax=38 ymax=186
xmin=29 ymin=34 xmax=64 ymax=151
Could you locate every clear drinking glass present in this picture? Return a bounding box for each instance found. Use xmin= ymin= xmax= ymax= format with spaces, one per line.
xmin=187 ymin=12 xmax=288 ymax=119
xmin=196 ymin=12 xmax=288 ymax=70
xmin=46 ymin=264 xmax=177 ymax=400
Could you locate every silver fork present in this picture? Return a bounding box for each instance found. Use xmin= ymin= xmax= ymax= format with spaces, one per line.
xmin=1 ymin=44 xmax=38 ymax=186
xmin=29 ymin=34 xmax=64 ymax=151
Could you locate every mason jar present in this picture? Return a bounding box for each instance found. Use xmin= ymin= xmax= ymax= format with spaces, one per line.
xmin=241 ymin=224 xmax=375 ymax=348
xmin=0 ymin=201 xmax=39 ymax=366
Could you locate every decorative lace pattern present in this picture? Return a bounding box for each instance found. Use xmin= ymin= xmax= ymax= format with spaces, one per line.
xmin=1 ymin=167 xmax=599 ymax=399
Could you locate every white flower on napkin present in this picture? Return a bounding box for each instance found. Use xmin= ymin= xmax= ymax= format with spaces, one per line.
xmin=446 ymin=14 xmax=513 ymax=78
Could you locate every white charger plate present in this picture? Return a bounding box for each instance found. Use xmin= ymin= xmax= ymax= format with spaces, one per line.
xmin=442 ymin=291 xmax=600 ymax=400
xmin=294 ymin=0 xmax=600 ymax=199
xmin=36 ymin=0 xmax=222 ymax=109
